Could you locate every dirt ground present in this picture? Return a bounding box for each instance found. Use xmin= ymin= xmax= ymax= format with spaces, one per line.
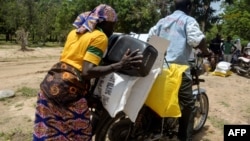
xmin=0 ymin=45 xmax=249 ymax=141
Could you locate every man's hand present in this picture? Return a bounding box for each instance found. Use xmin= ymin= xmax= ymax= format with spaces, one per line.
xmin=197 ymin=38 xmax=211 ymax=56
xmin=197 ymin=52 xmax=212 ymax=58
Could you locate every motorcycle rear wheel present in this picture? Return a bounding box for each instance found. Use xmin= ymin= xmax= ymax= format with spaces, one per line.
xmin=94 ymin=112 xmax=129 ymax=141
xmin=94 ymin=93 xmax=209 ymax=140
xmin=193 ymin=93 xmax=209 ymax=133
xmin=108 ymin=118 xmax=133 ymax=141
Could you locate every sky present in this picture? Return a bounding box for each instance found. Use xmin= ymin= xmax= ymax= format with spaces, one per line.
xmin=211 ymin=0 xmax=225 ymax=15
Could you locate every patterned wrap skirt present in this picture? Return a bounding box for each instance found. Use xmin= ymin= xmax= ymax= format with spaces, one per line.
xmin=33 ymin=62 xmax=92 ymax=141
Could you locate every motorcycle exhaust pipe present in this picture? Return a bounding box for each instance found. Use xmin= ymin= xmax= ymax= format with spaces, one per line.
xmin=234 ymin=66 xmax=247 ymax=73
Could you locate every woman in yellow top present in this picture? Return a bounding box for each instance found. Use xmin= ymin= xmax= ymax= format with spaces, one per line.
xmin=33 ymin=4 xmax=142 ymax=141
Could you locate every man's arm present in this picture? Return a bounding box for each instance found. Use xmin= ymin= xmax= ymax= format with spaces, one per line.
xmin=186 ymin=20 xmax=210 ymax=56
xmin=231 ymin=43 xmax=237 ymax=53
xmin=196 ymin=38 xmax=210 ymax=55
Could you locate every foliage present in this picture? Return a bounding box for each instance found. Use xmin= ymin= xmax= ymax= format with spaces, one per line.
xmin=0 ymin=0 xmax=236 ymax=45
xmin=0 ymin=0 xmax=27 ymax=40
xmin=219 ymin=0 xmax=250 ymax=45
xmin=191 ymin=0 xmax=223 ymax=32
xmin=112 ymin=0 xmax=161 ymax=33
xmin=205 ymin=25 xmax=219 ymax=42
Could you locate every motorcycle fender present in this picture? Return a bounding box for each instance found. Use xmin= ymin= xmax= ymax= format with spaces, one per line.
xmin=192 ymin=88 xmax=206 ymax=96
xmin=238 ymin=57 xmax=250 ymax=63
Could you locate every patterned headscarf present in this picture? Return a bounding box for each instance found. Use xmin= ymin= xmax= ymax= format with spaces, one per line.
xmin=73 ymin=4 xmax=117 ymax=34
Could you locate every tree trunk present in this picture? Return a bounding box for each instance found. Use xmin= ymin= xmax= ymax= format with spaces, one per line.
xmin=5 ymin=33 xmax=10 ymax=42
xmin=16 ymin=28 xmax=33 ymax=51
xmin=201 ymin=21 xmax=206 ymax=32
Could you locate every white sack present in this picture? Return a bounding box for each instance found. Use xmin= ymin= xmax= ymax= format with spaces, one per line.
xmin=93 ymin=72 xmax=139 ymax=118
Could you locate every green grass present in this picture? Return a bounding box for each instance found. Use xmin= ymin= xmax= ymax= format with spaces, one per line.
xmin=219 ymin=101 xmax=230 ymax=107
xmin=0 ymin=98 xmax=7 ymax=101
xmin=16 ymin=86 xmax=38 ymax=97
xmin=0 ymin=132 xmax=10 ymax=141
xmin=208 ymin=116 xmax=229 ymax=130
xmin=0 ymin=128 xmax=32 ymax=141
xmin=0 ymin=117 xmax=13 ymax=125
xmin=200 ymin=139 xmax=211 ymax=141
xmin=28 ymin=42 xmax=62 ymax=48
xmin=0 ymin=40 xmax=62 ymax=48
xmin=0 ymin=98 xmax=13 ymax=104
xmin=0 ymin=41 xmax=17 ymax=46
xmin=15 ymin=102 xmax=24 ymax=108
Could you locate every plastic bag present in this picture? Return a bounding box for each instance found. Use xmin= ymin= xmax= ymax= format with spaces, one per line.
xmin=145 ymin=64 xmax=188 ymax=117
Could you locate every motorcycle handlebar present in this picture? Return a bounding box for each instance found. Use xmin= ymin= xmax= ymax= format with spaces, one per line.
xmin=196 ymin=52 xmax=212 ymax=58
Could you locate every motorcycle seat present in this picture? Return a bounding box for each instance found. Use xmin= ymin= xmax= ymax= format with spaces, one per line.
xmin=238 ymin=57 xmax=250 ymax=63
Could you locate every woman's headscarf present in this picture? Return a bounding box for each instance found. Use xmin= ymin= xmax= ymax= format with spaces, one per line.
xmin=73 ymin=4 xmax=117 ymax=34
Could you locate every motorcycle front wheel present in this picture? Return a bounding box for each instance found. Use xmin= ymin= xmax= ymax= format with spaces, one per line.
xmin=193 ymin=93 xmax=209 ymax=133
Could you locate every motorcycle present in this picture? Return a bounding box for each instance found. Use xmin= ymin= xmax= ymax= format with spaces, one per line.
xmin=233 ymin=46 xmax=250 ymax=77
xmin=89 ymin=35 xmax=209 ymax=141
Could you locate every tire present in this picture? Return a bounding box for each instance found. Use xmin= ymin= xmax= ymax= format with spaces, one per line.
xmin=235 ymin=60 xmax=246 ymax=76
xmin=108 ymin=118 xmax=133 ymax=141
xmin=193 ymin=93 xmax=209 ymax=133
xmin=94 ymin=112 xmax=128 ymax=141
xmin=91 ymin=109 xmax=108 ymax=134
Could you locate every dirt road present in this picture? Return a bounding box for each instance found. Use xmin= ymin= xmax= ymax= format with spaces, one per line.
xmin=0 ymin=46 xmax=249 ymax=141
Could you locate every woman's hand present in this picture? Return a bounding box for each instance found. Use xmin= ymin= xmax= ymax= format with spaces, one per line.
xmin=112 ymin=49 xmax=143 ymax=70
xmin=82 ymin=48 xmax=143 ymax=79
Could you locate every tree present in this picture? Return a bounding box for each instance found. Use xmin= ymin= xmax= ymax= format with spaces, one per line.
xmin=219 ymin=0 xmax=250 ymax=41
xmin=112 ymin=0 xmax=160 ymax=33
xmin=54 ymin=0 xmax=77 ymax=44
xmin=34 ymin=0 xmax=59 ymax=45
xmin=191 ymin=0 xmax=222 ymax=32
xmin=15 ymin=28 xmax=32 ymax=51
xmin=225 ymin=0 xmax=234 ymax=4
xmin=0 ymin=0 xmax=27 ymax=42
xmin=0 ymin=0 xmax=223 ymax=46
xmin=23 ymin=0 xmax=39 ymax=43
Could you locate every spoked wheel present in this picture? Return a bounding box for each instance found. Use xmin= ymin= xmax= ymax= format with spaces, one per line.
xmin=94 ymin=112 xmax=131 ymax=141
xmin=108 ymin=118 xmax=133 ymax=141
xmin=193 ymin=93 xmax=209 ymax=133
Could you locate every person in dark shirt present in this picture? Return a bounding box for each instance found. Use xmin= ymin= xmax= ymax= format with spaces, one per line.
xmin=209 ymin=34 xmax=223 ymax=70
